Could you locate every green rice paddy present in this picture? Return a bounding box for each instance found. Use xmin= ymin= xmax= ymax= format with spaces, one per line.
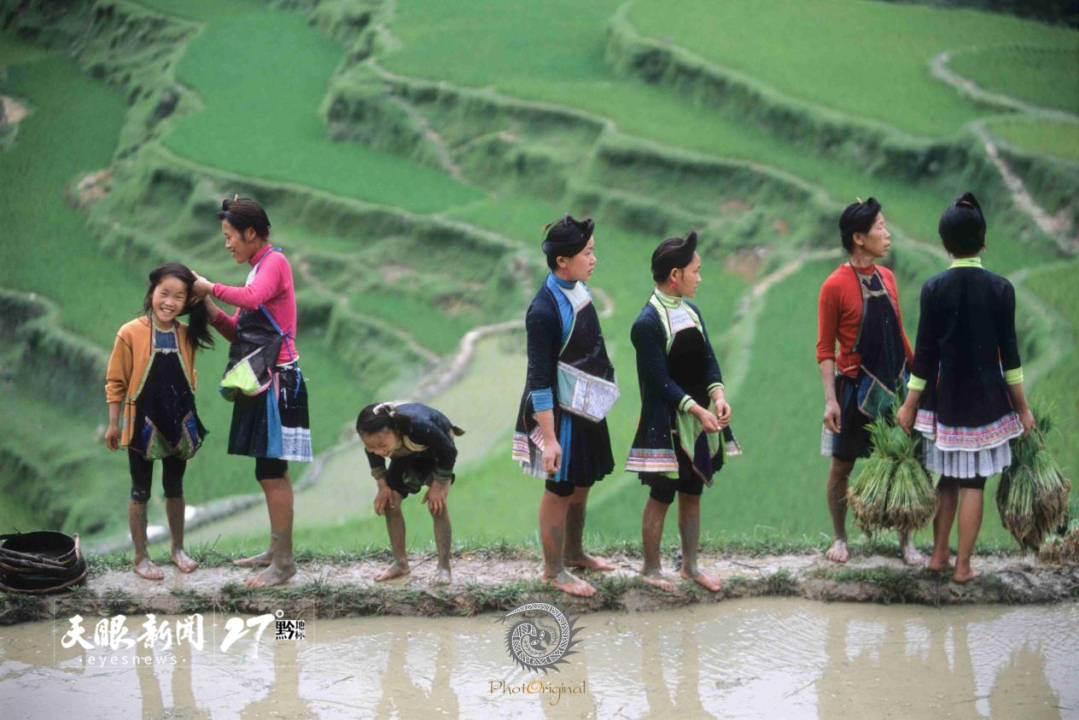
xmin=0 ymin=0 xmax=1075 ymax=556
xmin=949 ymin=44 xmax=1079 ymax=115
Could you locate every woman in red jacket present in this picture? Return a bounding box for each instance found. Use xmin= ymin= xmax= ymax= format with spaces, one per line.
xmin=816 ymin=197 xmax=922 ymax=565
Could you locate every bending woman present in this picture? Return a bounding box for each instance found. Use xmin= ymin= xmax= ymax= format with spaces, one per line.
xmin=357 ymin=401 xmax=464 ymax=585
xmin=194 ymin=196 xmax=311 ymax=587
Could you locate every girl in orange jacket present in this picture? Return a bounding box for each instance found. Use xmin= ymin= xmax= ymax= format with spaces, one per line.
xmin=105 ymin=264 xmax=213 ymax=580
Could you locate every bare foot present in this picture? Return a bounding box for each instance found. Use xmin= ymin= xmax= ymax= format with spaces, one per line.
xmin=926 ymin=554 xmax=952 ymax=572
xmin=431 ymin=568 xmax=452 ymax=586
xmin=134 ymin=557 xmax=164 ymax=581
xmin=825 ymin=539 xmax=849 ymax=563
xmin=952 ymin=568 xmax=981 ymax=584
xmin=641 ymin=571 xmax=678 ymax=592
xmin=244 ymin=561 xmax=296 ymax=588
xmin=170 ymin=549 xmax=198 ymax=573
xmin=545 ymin=570 xmax=596 ymax=597
xmin=375 ymin=560 xmax=411 ymax=582
xmin=901 ymin=543 xmax=926 ymax=566
xmin=234 ymin=550 xmax=273 ymax=567
xmin=681 ymin=569 xmax=723 ymax=592
xmin=565 ymin=554 xmax=616 ymax=572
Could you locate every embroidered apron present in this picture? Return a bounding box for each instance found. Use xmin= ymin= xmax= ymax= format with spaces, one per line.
xmin=849 ymin=264 xmax=907 ymax=418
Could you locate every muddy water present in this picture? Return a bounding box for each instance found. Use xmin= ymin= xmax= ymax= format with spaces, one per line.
xmin=1 ymin=599 xmax=1074 ymax=719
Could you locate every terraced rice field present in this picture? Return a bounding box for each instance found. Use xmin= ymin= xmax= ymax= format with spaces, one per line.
xmin=0 ymin=0 xmax=1075 ymax=555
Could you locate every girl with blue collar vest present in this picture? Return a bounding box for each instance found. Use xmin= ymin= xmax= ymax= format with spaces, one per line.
xmin=627 ymin=232 xmax=731 ymax=593
xmin=358 ymin=402 xmax=464 ymax=585
xmin=512 ymin=215 xmax=619 ymax=598
xmin=898 ymin=192 xmax=1035 ymax=584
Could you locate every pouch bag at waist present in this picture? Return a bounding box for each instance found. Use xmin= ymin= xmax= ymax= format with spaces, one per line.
xmin=220 ymin=325 xmax=283 ymax=401
xmin=556 ymin=361 xmax=620 ymax=422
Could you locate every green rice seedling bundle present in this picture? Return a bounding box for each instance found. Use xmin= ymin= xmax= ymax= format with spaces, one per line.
xmin=997 ymin=415 xmax=1072 ymax=551
xmin=848 ymin=418 xmax=937 ymax=536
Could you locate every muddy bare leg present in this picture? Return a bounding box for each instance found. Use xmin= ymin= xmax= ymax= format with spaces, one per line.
xmin=234 ymin=487 xmax=276 ymax=567
xmin=165 ymin=496 xmax=197 ymax=572
xmin=563 ymin=486 xmax=614 ymax=571
xmin=245 ymin=474 xmax=296 ymax=587
xmin=377 ymin=503 xmax=410 ymax=581
xmin=826 ymin=457 xmax=854 ymax=562
xmin=539 ymin=489 xmax=595 ymax=597
xmin=432 ymin=511 xmax=452 ymax=585
xmin=641 ymin=497 xmax=676 ymax=591
xmin=898 ymin=529 xmax=925 ymax=566
xmin=953 ymin=487 xmax=983 ymax=583
xmin=129 ymin=500 xmax=164 ymax=580
xmin=678 ymin=493 xmax=721 ymax=592
xmin=929 ymin=484 xmax=958 ymax=571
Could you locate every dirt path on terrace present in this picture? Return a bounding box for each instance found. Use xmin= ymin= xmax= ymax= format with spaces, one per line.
xmin=3 ymin=551 xmax=1076 ymax=624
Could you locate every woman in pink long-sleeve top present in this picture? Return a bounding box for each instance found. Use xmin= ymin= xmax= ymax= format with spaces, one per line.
xmin=193 ymin=195 xmax=310 ymax=588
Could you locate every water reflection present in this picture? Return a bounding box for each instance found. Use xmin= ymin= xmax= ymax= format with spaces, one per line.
xmin=0 ymin=600 xmax=1074 ymax=719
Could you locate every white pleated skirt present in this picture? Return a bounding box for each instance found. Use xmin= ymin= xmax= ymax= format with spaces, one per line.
xmin=922 ymin=439 xmax=1012 ymax=479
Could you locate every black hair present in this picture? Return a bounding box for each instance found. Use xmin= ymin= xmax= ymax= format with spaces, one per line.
xmin=356 ymin=402 xmax=412 ymax=438
xmin=541 ymin=214 xmax=594 ymax=271
xmin=142 ymin=263 xmax=214 ymax=353
xmin=938 ymin=192 xmax=986 ymax=257
xmin=838 ymin=197 xmax=882 ymax=254
xmin=217 ymin=195 xmax=271 ymax=239
xmin=651 ymin=231 xmax=699 ymax=283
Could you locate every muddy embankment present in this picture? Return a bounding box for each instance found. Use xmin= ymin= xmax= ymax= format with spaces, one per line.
xmin=2 ymin=550 xmax=1076 ymax=625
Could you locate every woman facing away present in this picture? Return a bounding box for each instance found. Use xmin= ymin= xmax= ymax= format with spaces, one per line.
xmin=193 ymin=195 xmax=311 ymax=588
xmin=898 ymin=192 xmax=1035 ymax=583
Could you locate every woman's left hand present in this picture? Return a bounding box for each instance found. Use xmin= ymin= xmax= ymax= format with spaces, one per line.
xmin=423 ymin=478 xmax=450 ymax=517
xmin=192 ymin=275 xmax=214 ymax=298
xmin=714 ymin=399 xmax=731 ymax=429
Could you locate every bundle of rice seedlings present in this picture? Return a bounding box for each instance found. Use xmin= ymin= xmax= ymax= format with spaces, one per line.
xmin=1038 ymin=525 xmax=1079 ymax=564
xmin=996 ymin=414 xmax=1072 ymax=551
xmin=847 ymin=418 xmax=937 ymax=536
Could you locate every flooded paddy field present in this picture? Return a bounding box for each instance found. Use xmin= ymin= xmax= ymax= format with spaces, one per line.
xmin=1 ymin=598 xmax=1075 ymax=719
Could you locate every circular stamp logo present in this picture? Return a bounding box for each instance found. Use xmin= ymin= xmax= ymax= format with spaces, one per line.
xmin=500 ymin=603 xmax=582 ymax=673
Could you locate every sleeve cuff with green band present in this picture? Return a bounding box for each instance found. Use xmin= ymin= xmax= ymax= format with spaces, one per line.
xmin=707 ymin=382 xmax=725 ymax=394
xmin=907 ymin=374 xmax=926 ymax=392
xmin=1005 ymin=367 xmax=1024 ymax=386
xmin=678 ymin=395 xmax=695 ymax=413
xmin=371 ymin=467 xmax=387 ymax=481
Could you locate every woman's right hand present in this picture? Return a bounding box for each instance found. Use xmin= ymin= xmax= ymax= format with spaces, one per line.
xmin=104 ymin=423 xmax=120 ymax=451
xmin=541 ymin=439 xmax=562 ymax=477
xmin=823 ymin=400 xmax=842 ymax=434
xmin=373 ymin=485 xmax=399 ymax=516
xmin=692 ymin=404 xmax=722 ymax=433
